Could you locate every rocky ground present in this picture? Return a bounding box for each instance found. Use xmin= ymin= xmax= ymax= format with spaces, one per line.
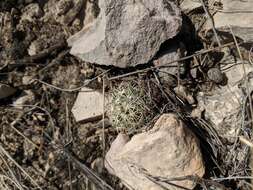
xmin=0 ymin=0 xmax=253 ymax=190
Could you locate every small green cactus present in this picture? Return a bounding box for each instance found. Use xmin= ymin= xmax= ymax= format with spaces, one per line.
xmin=108 ymin=81 xmax=155 ymax=132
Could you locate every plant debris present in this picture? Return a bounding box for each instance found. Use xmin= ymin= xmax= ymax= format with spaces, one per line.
xmin=0 ymin=0 xmax=253 ymax=190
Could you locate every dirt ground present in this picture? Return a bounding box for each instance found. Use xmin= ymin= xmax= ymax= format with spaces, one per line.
xmin=0 ymin=0 xmax=253 ymax=190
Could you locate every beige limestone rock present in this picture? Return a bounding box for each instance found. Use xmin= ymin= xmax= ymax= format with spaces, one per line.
xmin=105 ymin=114 xmax=205 ymax=190
xmin=72 ymin=87 xmax=105 ymax=122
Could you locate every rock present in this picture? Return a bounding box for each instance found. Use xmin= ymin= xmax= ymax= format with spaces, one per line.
xmin=153 ymin=41 xmax=186 ymax=81
xmin=180 ymin=0 xmax=202 ymax=13
xmin=105 ymin=114 xmax=205 ymax=190
xmin=205 ymin=0 xmax=253 ymax=42
xmin=67 ymin=0 xmax=110 ymax=65
xmin=28 ymin=40 xmax=42 ymax=56
xmin=13 ymin=90 xmax=35 ymax=108
xmin=83 ymin=0 xmax=99 ymax=26
xmin=72 ymin=87 xmax=106 ymax=122
xmin=0 ymin=84 xmax=16 ymax=99
xmin=68 ymin=0 xmax=182 ymax=68
xmin=207 ymin=67 xmax=225 ymax=84
xmin=174 ymin=85 xmax=195 ymax=104
xmin=197 ymin=63 xmax=253 ymax=140
xmin=105 ymin=0 xmax=182 ymax=67
xmin=20 ymin=3 xmax=43 ymax=22
xmin=56 ymin=0 xmax=84 ymax=25
xmin=55 ymin=0 xmax=73 ymax=17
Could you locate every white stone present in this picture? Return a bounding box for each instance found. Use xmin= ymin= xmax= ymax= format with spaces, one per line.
xmin=72 ymin=87 xmax=105 ymax=122
xmin=105 ymin=114 xmax=205 ymax=190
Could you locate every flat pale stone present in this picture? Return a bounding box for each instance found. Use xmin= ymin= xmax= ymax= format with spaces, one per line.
xmin=105 ymin=114 xmax=205 ymax=190
xmin=205 ymin=0 xmax=253 ymax=42
xmin=72 ymin=87 xmax=105 ymax=122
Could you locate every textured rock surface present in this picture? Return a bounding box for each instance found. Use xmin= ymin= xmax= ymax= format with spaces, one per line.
xmin=198 ymin=64 xmax=253 ymax=140
xmin=205 ymin=0 xmax=253 ymax=42
xmin=0 ymin=84 xmax=16 ymax=99
xmin=105 ymin=114 xmax=205 ymax=190
xmin=67 ymin=0 xmax=110 ymax=65
xmin=20 ymin=3 xmax=43 ymax=22
xmin=72 ymin=87 xmax=106 ymax=122
xmin=153 ymin=41 xmax=186 ymax=82
xmin=180 ymin=0 xmax=202 ymax=13
xmin=104 ymin=0 xmax=182 ymax=67
xmin=68 ymin=0 xmax=182 ymax=68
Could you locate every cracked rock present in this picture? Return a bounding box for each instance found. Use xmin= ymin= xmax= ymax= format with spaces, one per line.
xmin=105 ymin=114 xmax=205 ymax=190
xmin=68 ymin=0 xmax=182 ymax=68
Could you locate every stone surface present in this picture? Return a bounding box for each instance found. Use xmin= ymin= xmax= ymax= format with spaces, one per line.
xmin=0 ymin=84 xmax=16 ymax=99
xmin=72 ymin=87 xmax=105 ymax=122
xmin=68 ymin=0 xmax=110 ymax=65
xmin=205 ymin=0 xmax=253 ymax=42
xmin=197 ymin=63 xmax=253 ymax=139
xmin=174 ymin=85 xmax=195 ymax=104
xmin=83 ymin=0 xmax=99 ymax=27
xmin=104 ymin=0 xmax=182 ymax=67
xmin=105 ymin=114 xmax=205 ymax=190
xmin=180 ymin=0 xmax=202 ymax=13
xmin=207 ymin=67 xmax=224 ymax=84
xmin=153 ymin=41 xmax=186 ymax=81
xmin=68 ymin=0 xmax=182 ymax=68
xmin=13 ymin=90 xmax=35 ymax=108
xmin=20 ymin=3 xmax=43 ymax=22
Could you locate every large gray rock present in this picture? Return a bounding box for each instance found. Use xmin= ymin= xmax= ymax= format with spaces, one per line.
xmin=105 ymin=114 xmax=205 ymax=190
xmin=68 ymin=0 xmax=182 ymax=68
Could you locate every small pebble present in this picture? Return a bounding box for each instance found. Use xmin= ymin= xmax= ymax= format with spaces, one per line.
xmin=207 ymin=67 xmax=224 ymax=84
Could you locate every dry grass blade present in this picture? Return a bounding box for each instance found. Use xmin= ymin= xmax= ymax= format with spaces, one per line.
xmin=63 ymin=149 xmax=114 ymax=190
xmin=109 ymin=42 xmax=237 ymax=80
xmin=199 ymin=0 xmax=221 ymax=46
xmin=0 ymin=154 xmax=25 ymax=190
xmin=0 ymin=144 xmax=42 ymax=190
xmin=102 ymin=76 xmax=106 ymax=161
xmin=0 ymin=174 xmax=24 ymax=190
xmin=34 ymin=69 xmax=110 ymax=92
xmin=229 ymin=26 xmax=253 ymax=188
